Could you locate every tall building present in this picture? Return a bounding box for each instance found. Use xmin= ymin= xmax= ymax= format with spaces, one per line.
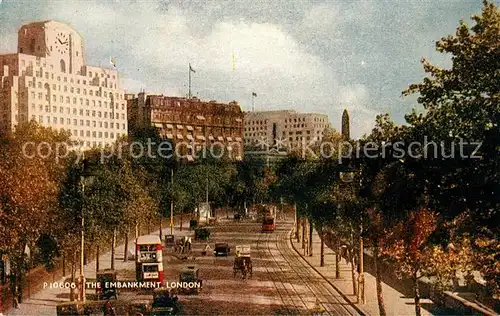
xmin=342 ymin=109 xmax=350 ymax=140
xmin=0 ymin=21 xmax=128 ymax=147
xmin=243 ymin=110 xmax=331 ymax=151
xmin=127 ymin=92 xmax=244 ymax=161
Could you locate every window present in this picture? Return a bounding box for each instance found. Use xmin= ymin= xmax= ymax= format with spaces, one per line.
xmin=53 ymin=117 xmax=57 ymax=124
xmin=83 ymin=89 xmax=86 ymax=95
xmin=79 ymin=109 xmax=83 ymax=115
xmin=73 ymin=119 xmax=77 ymax=125
xmin=92 ymin=131 xmax=96 ymax=137
xmin=66 ymin=97 xmax=70 ymax=103
xmin=52 ymin=95 xmax=56 ymax=102
xmin=98 ymin=111 xmax=101 ymax=117
xmin=80 ymin=130 xmax=83 ymax=136
xmin=73 ymin=108 xmax=77 ymax=115
xmin=60 ymin=60 xmax=66 ymax=73
xmin=64 ymin=86 xmax=67 ymax=92
xmin=86 ymin=131 xmax=90 ymax=137
xmin=86 ymin=120 xmax=90 ymax=126
xmin=92 ymin=111 xmax=95 ymax=117
xmin=60 ymin=96 xmax=64 ymax=102
xmin=59 ymin=107 xmax=63 ymax=114
xmin=98 ymin=131 xmax=102 ymax=138
xmin=93 ymin=121 xmax=96 ymax=127
xmin=80 ymin=119 xmax=83 ymax=125
xmin=37 ymin=93 xmax=42 ymax=100
xmin=66 ymin=118 xmax=71 ymax=125
xmin=86 ymin=110 xmax=90 ymax=116
xmin=86 ymin=99 xmax=89 ymax=106
xmin=70 ymin=87 xmax=74 ymax=93
xmin=73 ymin=97 xmax=76 ymax=104
xmin=89 ymin=90 xmax=93 ymax=96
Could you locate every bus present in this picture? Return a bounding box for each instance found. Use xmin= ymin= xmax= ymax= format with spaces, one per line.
xmin=262 ymin=216 xmax=275 ymax=232
xmin=136 ymin=235 xmax=164 ymax=284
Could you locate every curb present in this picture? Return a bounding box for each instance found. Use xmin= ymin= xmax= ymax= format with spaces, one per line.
xmin=288 ymin=229 xmax=367 ymax=316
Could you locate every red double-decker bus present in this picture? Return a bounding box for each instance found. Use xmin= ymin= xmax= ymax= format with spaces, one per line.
xmin=262 ymin=216 xmax=275 ymax=232
xmin=135 ymin=235 xmax=164 ymax=284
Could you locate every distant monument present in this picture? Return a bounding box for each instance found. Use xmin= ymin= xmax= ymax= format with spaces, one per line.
xmin=341 ymin=109 xmax=350 ymax=140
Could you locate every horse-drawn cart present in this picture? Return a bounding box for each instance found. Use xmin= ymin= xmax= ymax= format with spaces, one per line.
xmin=233 ymin=245 xmax=252 ymax=279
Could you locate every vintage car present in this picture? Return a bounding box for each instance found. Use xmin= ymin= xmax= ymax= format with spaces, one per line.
xmin=213 ymin=242 xmax=230 ymax=256
xmin=96 ymin=269 xmax=118 ymax=300
xmin=178 ymin=266 xmax=202 ymax=295
xmin=233 ymin=245 xmax=252 ymax=279
xmin=151 ymin=288 xmax=180 ymax=315
xmin=164 ymin=235 xmax=175 ymax=248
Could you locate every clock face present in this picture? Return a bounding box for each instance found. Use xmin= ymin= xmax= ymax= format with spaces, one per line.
xmin=54 ymin=32 xmax=69 ymax=54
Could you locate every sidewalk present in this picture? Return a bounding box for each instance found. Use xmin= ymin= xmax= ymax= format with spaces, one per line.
xmin=291 ymin=228 xmax=435 ymax=316
xmin=7 ymin=219 xmax=194 ymax=316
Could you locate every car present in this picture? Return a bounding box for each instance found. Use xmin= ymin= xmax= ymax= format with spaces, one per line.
xmin=213 ymin=242 xmax=230 ymax=256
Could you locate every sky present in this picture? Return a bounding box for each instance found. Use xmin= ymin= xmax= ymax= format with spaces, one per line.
xmin=0 ymin=0 xmax=488 ymax=138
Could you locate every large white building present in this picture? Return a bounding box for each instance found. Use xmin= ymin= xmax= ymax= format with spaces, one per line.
xmin=244 ymin=110 xmax=331 ymax=151
xmin=0 ymin=21 xmax=127 ymax=147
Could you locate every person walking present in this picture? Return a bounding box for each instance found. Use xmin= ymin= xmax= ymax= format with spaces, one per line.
xmin=202 ymin=243 xmax=211 ymax=256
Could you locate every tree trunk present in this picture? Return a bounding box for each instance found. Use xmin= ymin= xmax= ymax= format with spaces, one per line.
xmin=373 ymin=244 xmax=387 ymax=316
xmin=294 ymin=203 xmax=299 ymax=242
xmin=301 ymin=218 xmax=306 ymax=249
xmin=350 ymin=248 xmax=357 ymax=296
xmin=70 ymin=251 xmax=76 ymax=301
xmin=96 ymin=245 xmax=100 ymax=274
xmin=124 ymin=228 xmax=129 ymax=262
xmin=62 ymin=252 xmax=66 ymax=276
xmin=180 ymin=213 xmax=183 ymax=231
xmin=135 ymin=223 xmax=139 ymax=240
xmin=159 ymin=220 xmax=163 ymax=241
xmin=320 ymin=226 xmax=325 ymax=267
xmin=111 ymin=229 xmax=116 ymax=270
xmin=308 ymin=219 xmax=313 ymax=256
xmin=335 ymin=242 xmax=340 ymax=279
xmin=413 ymin=273 xmax=421 ymax=316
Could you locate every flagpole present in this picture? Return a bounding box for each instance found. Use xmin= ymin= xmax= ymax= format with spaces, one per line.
xmin=188 ymin=64 xmax=192 ymax=99
xmin=252 ymin=94 xmax=255 ymax=112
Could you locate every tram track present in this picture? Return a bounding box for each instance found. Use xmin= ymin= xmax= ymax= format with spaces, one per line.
xmin=274 ymin=229 xmax=361 ymax=315
xmin=256 ymin=226 xmax=300 ymax=314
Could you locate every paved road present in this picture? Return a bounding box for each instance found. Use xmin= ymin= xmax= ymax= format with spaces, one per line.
xmin=7 ymin=215 xmax=360 ymax=315
xmin=178 ymin=216 xmax=360 ymax=315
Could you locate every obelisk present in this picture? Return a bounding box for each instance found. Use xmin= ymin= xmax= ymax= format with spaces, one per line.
xmin=341 ymin=109 xmax=350 ymax=140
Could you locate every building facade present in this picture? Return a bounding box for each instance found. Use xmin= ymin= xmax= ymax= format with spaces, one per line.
xmin=0 ymin=21 xmax=127 ymax=147
xmin=243 ymin=110 xmax=331 ymax=151
xmin=127 ymin=92 xmax=244 ymax=161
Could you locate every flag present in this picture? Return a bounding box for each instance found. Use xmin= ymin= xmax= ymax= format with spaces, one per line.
xmin=110 ymin=57 xmax=117 ymax=68
xmin=252 ymin=92 xmax=257 ymax=97
xmin=189 ymin=64 xmax=196 ymax=73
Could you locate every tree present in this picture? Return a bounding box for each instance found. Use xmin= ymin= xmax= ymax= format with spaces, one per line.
xmin=0 ymin=122 xmax=69 ymax=305
xmin=404 ymin=0 xmax=500 ymax=297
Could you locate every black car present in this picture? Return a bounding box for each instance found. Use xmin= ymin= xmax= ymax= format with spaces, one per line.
xmin=213 ymin=243 xmax=230 ymax=256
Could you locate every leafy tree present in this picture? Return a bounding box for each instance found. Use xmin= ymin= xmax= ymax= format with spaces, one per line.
xmin=403 ymin=0 xmax=500 ymax=297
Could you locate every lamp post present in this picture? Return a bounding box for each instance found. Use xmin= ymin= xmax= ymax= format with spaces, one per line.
xmin=78 ymin=159 xmax=95 ymax=304
xmin=339 ymin=160 xmax=365 ymax=304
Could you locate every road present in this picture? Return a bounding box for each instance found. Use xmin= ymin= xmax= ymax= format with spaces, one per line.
xmin=6 ymin=216 xmax=361 ymax=315
xmin=171 ymin=216 xmax=361 ymax=315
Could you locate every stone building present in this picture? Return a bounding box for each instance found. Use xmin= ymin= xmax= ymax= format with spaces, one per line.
xmin=127 ymin=92 xmax=244 ymax=161
xmin=0 ymin=21 xmax=127 ymax=147
xmin=244 ymin=110 xmax=331 ymax=151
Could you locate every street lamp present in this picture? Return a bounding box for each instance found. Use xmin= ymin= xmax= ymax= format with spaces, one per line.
xmin=338 ymin=158 xmax=365 ymax=304
xmin=78 ymin=159 xmax=95 ymax=304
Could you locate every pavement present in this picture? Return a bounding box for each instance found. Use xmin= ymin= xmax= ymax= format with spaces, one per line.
xmin=290 ymin=227 xmax=436 ymax=316
xmin=7 ymin=219 xmax=194 ymax=316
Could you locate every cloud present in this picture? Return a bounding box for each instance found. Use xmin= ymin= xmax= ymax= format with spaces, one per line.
xmin=0 ymin=0 xmax=484 ymax=139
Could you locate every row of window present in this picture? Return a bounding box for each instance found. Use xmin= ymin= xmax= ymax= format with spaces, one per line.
xmin=29 ymin=92 xmax=125 ymax=110
xmin=23 ymin=59 xmax=117 ymax=80
xmin=30 ymin=104 xmax=125 ymax=119
xmin=29 ymin=81 xmax=121 ymax=99
xmin=31 ymin=115 xmax=126 ymax=129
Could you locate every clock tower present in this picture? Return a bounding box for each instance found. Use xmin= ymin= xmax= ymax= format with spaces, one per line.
xmin=18 ymin=21 xmax=85 ymax=74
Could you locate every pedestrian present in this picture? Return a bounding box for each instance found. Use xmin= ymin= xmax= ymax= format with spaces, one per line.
xmin=186 ymin=237 xmax=192 ymax=251
xmin=202 ymin=243 xmax=211 ymax=256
